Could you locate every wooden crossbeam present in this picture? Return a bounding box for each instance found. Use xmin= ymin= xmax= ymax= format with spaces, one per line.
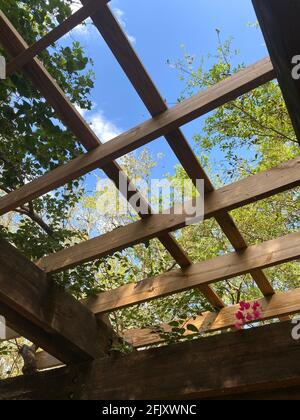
xmin=0 ymin=10 xmax=193 ymax=283
xmin=0 ymin=11 xmax=277 ymax=308
xmin=83 ymin=231 xmax=300 ymax=314
xmin=1 ymin=322 xmax=300 ymax=400
xmin=0 ymin=10 xmax=278 ymax=309
xmin=123 ymin=288 xmax=300 ymax=348
xmin=35 ymin=158 xmax=300 ymax=274
xmin=6 ymin=0 xmax=110 ymax=77
xmin=78 ymin=2 xmax=278 ymax=298
xmin=0 ymin=237 xmax=114 ymax=364
xmin=253 ymin=0 xmax=300 ymax=145
xmin=0 ymin=59 xmax=280 ymax=217
xmin=32 ymin=287 xmax=300 ymax=370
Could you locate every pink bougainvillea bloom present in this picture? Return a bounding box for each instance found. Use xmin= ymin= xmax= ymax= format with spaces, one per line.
xmin=239 ymin=301 xmax=246 ymax=310
xmin=236 ymin=311 xmax=245 ymax=321
xmin=234 ymin=300 xmax=263 ymax=330
xmin=253 ymin=311 xmax=262 ymax=320
xmin=252 ymin=302 xmax=261 ymax=311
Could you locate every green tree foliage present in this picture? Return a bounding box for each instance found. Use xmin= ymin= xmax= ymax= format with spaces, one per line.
xmin=169 ymin=32 xmax=299 ymax=303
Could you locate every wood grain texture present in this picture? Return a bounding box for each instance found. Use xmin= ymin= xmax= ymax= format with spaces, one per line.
xmin=0 ymin=10 xmax=276 ymax=306
xmin=83 ymin=231 xmax=300 ymax=314
xmin=36 ymin=157 xmax=300 ymax=273
xmin=1 ymin=322 xmax=300 ymax=400
xmin=0 ymin=59 xmax=279 ymax=217
xmin=253 ymin=0 xmax=300 ymax=145
xmin=87 ymin=2 xmax=276 ymax=297
xmin=33 ymin=287 xmax=300 ymax=370
xmin=0 ymin=237 xmax=114 ymax=364
xmin=123 ymin=288 xmax=300 ymax=347
xmin=0 ymin=10 xmax=192 ymax=274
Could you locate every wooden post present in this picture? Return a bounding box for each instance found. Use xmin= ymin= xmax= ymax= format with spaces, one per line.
xmin=253 ymin=0 xmax=300 ymax=145
xmin=0 ymin=237 xmax=115 ymax=364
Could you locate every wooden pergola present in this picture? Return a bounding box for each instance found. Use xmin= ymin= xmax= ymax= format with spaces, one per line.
xmin=0 ymin=0 xmax=299 ymax=400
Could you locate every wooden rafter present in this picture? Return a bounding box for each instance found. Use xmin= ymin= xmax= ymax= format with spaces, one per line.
xmin=29 ymin=287 xmax=300 ymax=370
xmin=3 ymin=10 xmax=222 ymax=315
xmin=82 ymin=231 xmax=300 ymax=314
xmin=253 ymin=0 xmax=300 ymax=145
xmin=6 ymin=0 xmax=110 ymax=77
xmin=1 ymin=322 xmax=300 ymax=400
xmin=0 ymin=0 xmax=299 ymax=380
xmin=35 ymin=157 xmax=300 ymax=274
xmin=0 ymin=61 xmax=280 ymax=218
xmin=4 ymin=285 xmax=300 ymax=371
xmin=87 ymin=3 xmax=279 ymax=298
xmin=0 ymin=237 xmax=115 ymax=364
xmin=123 ymin=287 xmax=300 ymax=348
xmin=0 ymin=58 xmax=280 ymax=218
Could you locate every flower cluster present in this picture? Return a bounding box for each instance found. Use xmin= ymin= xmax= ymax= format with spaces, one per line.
xmin=234 ymin=301 xmax=263 ymax=330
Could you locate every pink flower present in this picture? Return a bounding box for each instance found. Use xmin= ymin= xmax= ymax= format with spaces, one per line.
xmin=236 ymin=311 xmax=245 ymax=321
xmin=252 ymin=302 xmax=261 ymax=311
xmin=253 ymin=311 xmax=262 ymax=320
xmin=234 ymin=300 xmax=263 ymax=330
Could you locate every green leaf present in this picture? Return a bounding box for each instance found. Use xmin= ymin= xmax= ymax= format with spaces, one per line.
xmin=187 ymin=324 xmax=199 ymax=333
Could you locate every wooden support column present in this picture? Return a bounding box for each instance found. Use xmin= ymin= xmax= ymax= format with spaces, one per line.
xmin=253 ymin=0 xmax=300 ymax=145
xmin=0 ymin=237 xmax=115 ymax=364
xmin=0 ymin=322 xmax=299 ymax=400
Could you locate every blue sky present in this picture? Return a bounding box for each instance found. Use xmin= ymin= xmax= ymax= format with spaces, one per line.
xmin=63 ymin=0 xmax=268 ymax=186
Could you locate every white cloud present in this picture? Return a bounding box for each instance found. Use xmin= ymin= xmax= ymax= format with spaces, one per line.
xmin=67 ymin=3 xmax=136 ymax=44
xmin=90 ymin=112 xmax=121 ymax=143
xmin=112 ymin=7 xmax=136 ymax=45
xmin=75 ymin=104 xmax=121 ymax=143
xmin=67 ymin=1 xmax=94 ymax=37
xmin=70 ymin=1 xmax=81 ymax=13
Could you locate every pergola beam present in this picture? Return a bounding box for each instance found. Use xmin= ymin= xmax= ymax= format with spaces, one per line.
xmin=33 ymin=287 xmax=300 ymax=370
xmin=0 ymin=322 xmax=300 ymax=400
xmin=6 ymin=0 xmax=110 ymax=77
xmin=0 ymin=59 xmax=277 ymax=217
xmin=35 ymin=157 xmax=300 ymax=274
xmin=0 ymin=237 xmax=114 ymax=364
xmin=87 ymin=2 xmax=276 ymax=297
xmin=123 ymin=287 xmax=300 ymax=348
xmin=83 ymin=231 xmax=300 ymax=314
xmin=0 ymin=9 xmax=193 ymax=276
xmin=0 ymin=10 xmax=277 ymax=307
xmin=253 ymin=0 xmax=300 ymax=145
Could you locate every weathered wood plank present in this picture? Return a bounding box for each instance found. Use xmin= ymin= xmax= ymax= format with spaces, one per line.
xmin=6 ymin=0 xmax=110 ymax=77
xmin=86 ymin=2 xmax=276 ymax=297
xmin=0 ymin=60 xmax=278 ymax=217
xmin=33 ymin=287 xmax=300 ymax=370
xmin=0 ymin=9 xmax=192 ymax=275
xmin=123 ymin=288 xmax=300 ymax=347
xmin=253 ymin=0 xmax=300 ymax=145
xmin=83 ymin=232 xmax=300 ymax=314
xmin=35 ymin=158 xmax=300 ymax=273
xmin=0 ymin=322 xmax=299 ymax=400
xmin=0 ymin=237 xmax=114 ymax=364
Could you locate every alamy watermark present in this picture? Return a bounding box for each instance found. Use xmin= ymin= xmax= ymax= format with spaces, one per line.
xmin=292 ymin=316 xmax=300 ymax=341
xmin=95 ymin=175 xmax=204 ymax=226
xmin=291 ymin=55 xmax=300 ymax=80
xmin=0 ymin=55 xmax=5 ymax=80
xmin=0 ymin=316 xmax=6 ymax=340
